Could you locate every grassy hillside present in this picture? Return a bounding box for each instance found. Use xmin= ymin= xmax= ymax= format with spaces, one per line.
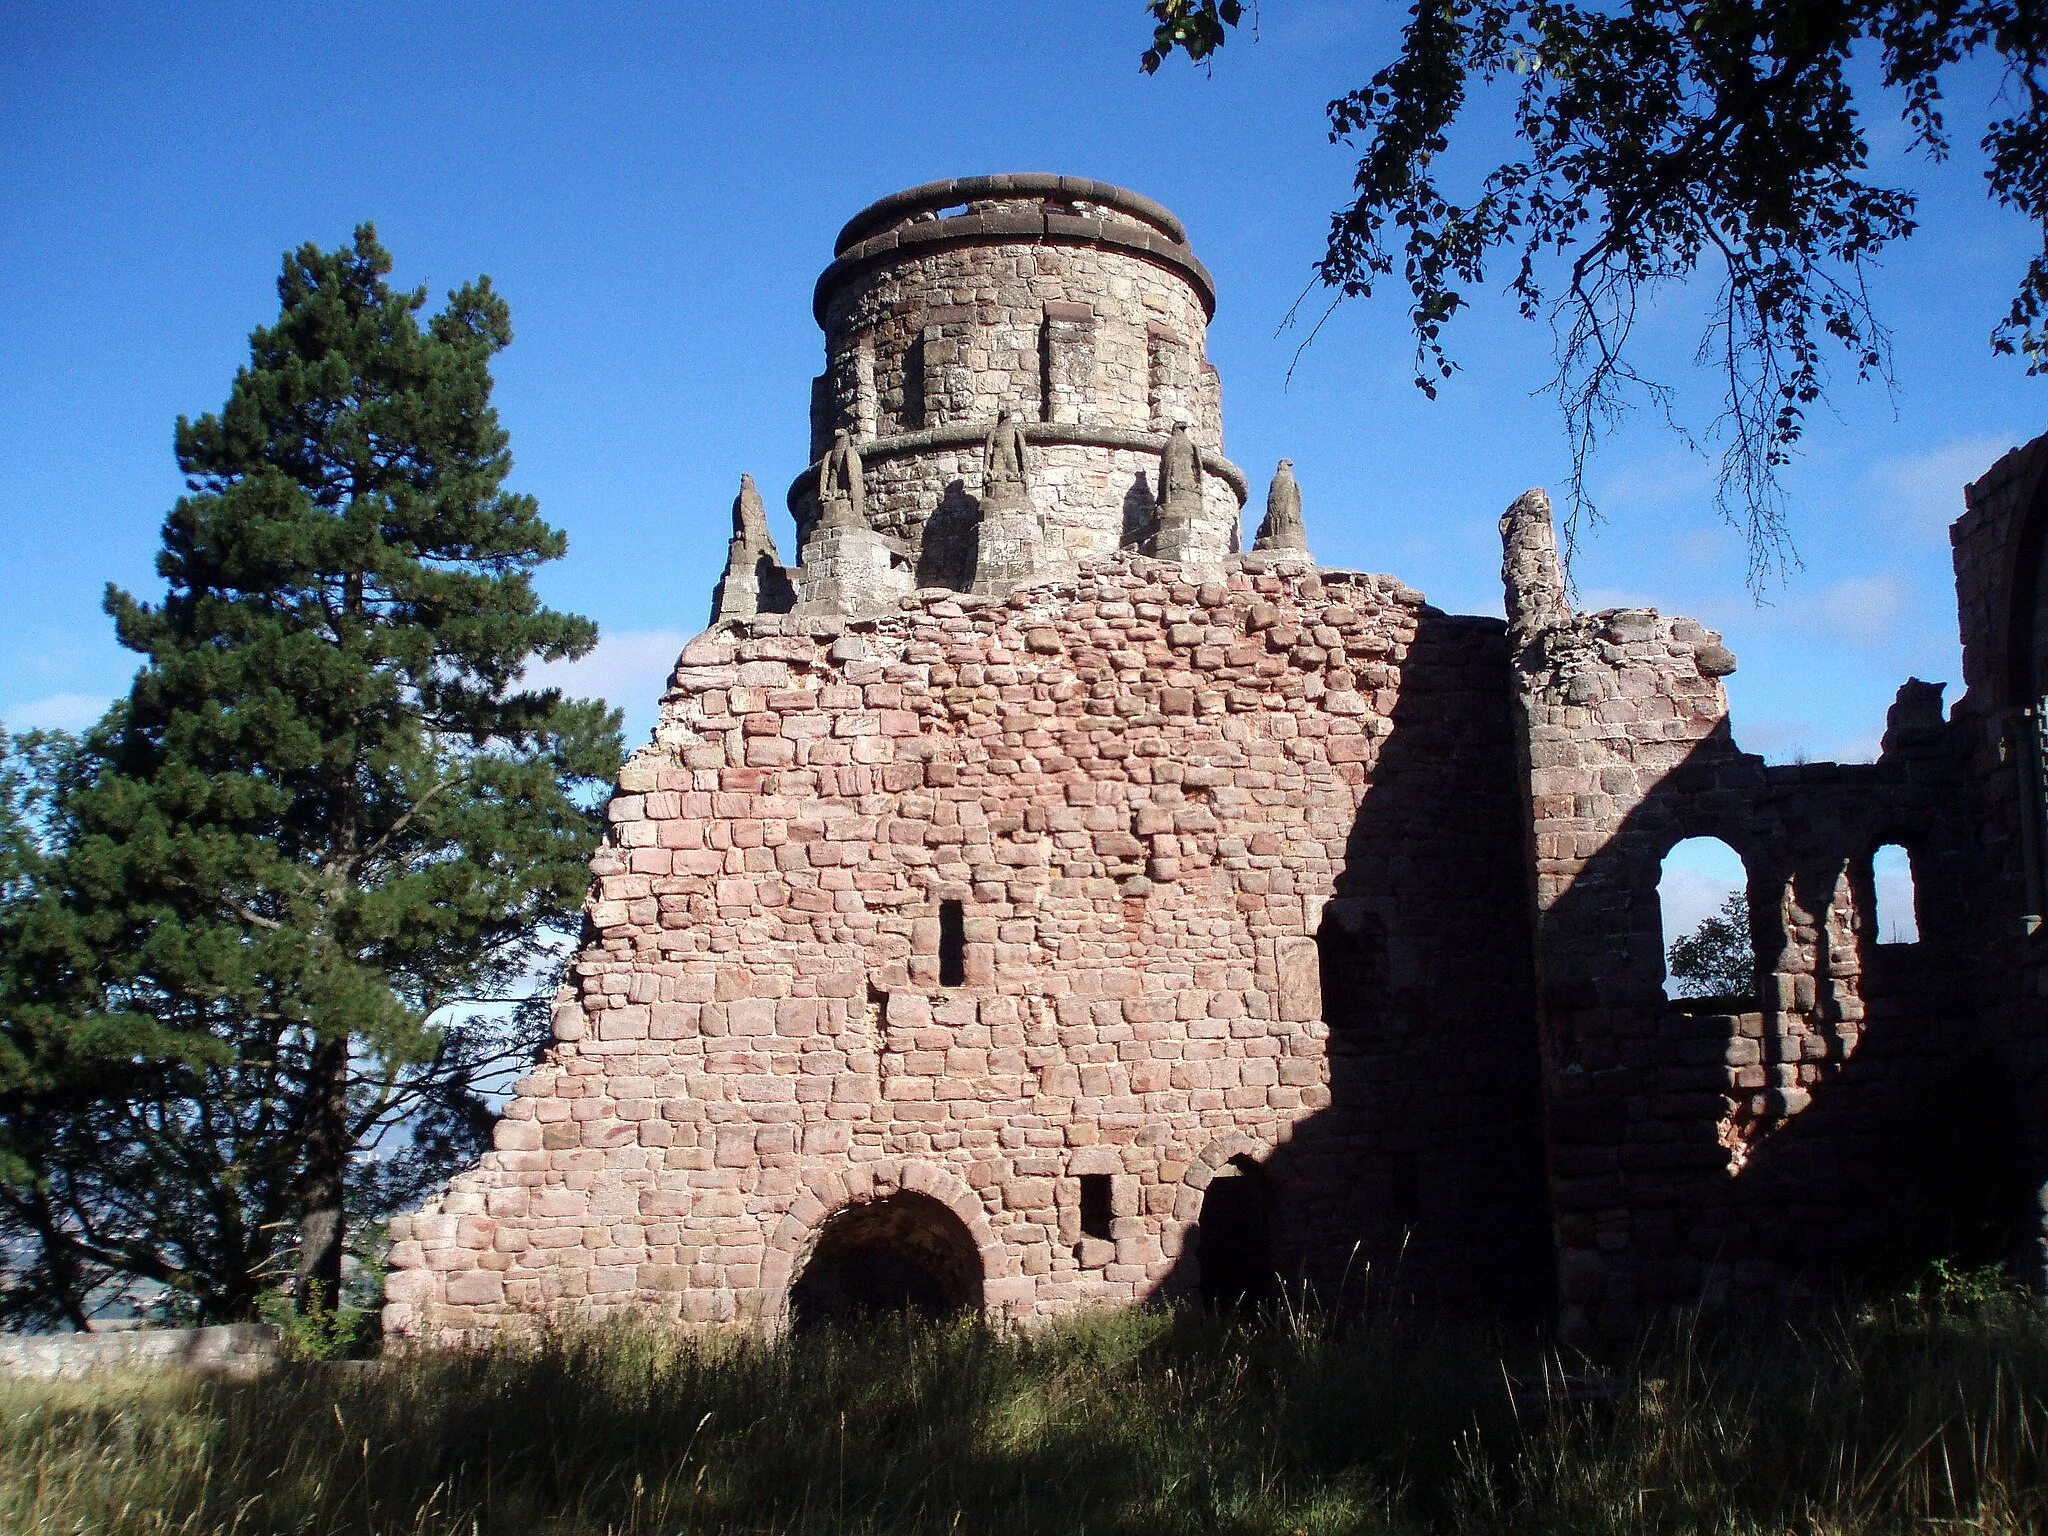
xmin=3 ymin=1286 xmax=2045 ymax=1534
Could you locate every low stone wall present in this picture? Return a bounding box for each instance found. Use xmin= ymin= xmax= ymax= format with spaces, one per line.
xmin=0 ymin=1323 xmax=280 ymax=1379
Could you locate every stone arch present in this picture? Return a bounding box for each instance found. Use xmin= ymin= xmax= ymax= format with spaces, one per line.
xmin=1168 ymin=1134 xmax=1279 ymax=1292
xmin=1175 ymin=1139 xmax=1279 ymax=1310
xmin=757 ymin=1160 xmax=1006 ymax=1336
xmin=916 ymin=480 xmax=979 ymax=590
xmin=1655 ymin=834 xmax=1761 ymax=1007
xmin=786 ymin=1192 xmax=982 ymax=1331
xmin=1172 ymin=1133 xmax=1272 ymax=1221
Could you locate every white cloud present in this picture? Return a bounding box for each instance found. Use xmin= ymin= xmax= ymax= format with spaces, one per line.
xmin=1590 ymin=448 xmax=1716 ymax=515
xmin=2 ymin=692 xmax=114 ymax=734
xmin=1868 ymin=434 xmax=2022 ymax=542
xmin=1676 ymin=527 xmax=1739 ymax=566
xmin=1811 ymin=573 xmax=1907 ymax=648
xmin=1658 ymin=865 xmax=1744 ymax=952
xmin=1821 ymin=731 xmax=1884 ymax=766
xmin=1575 ymin=585 xmax=1666 ymax=614
xmin=525 ymin=628 xmax=688 ymax=744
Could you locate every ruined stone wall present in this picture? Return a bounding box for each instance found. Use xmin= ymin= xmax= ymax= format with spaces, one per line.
xmin=392 ymin=170 xmax=2042 ymax=1349
xmin=1950 ymin=434 xmax=2048 ymax=1284
xmin=1502 ymin=492 xmax=1981 ymax=1343
xmin=384 ymin=553 xmax=1552 ymax=1343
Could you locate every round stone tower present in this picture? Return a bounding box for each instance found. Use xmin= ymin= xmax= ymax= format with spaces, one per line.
xmin=788 ymin=175 xmax=1248 ymax=593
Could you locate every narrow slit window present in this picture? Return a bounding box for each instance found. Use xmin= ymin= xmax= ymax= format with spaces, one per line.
xmin=1079 ymin=1174 xmax=1113 ymax=1240
xmin=938 ymin=900 xmax=965 ymax=987
xmin=1872 ymin=843 xmax=1921 ymax=944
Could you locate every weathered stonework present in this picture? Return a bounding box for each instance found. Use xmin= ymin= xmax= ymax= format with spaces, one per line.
xmin=790 ymin=176 xmax=1244 ymax=600
xmin=387 ymin=175 xmax=2048 ymax=1347
xmin=710 ymin=475 xmax=794 ymax=625
xmin=1502 ymin=491 xmax=1984 ymax=1343
xmin=386 ymin=554 xmax=1549 ymax=1339
xmin=1947 ymin=438 xmax=2048 ymax=1290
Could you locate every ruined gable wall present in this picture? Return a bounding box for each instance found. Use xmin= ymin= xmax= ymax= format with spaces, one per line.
xmin=384 ymin=554 xmax=1551 ymax=1343
xmin=1503 ymin=493 xmax=1979 ymax=1344
xmin=1949 ymin=434 xmax=2048 ymax=1284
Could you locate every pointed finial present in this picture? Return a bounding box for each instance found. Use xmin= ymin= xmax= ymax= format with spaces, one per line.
xmin=733 ymin=473 xmax=771 ymax=544
xmin=1254 ymin=458 xmax=1308 ymax=553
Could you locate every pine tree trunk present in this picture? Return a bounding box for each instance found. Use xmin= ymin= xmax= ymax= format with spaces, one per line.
xmin=296 ymin=1035 xmax=349 ymax=1313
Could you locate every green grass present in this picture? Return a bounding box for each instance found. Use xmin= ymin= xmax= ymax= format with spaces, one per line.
xmin=3 ymin=1291 xmax=2046 ymax=1534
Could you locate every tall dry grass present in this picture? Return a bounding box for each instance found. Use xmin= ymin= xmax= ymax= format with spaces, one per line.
xmin=3 ymin=1288 xmax=2044 ymax=1534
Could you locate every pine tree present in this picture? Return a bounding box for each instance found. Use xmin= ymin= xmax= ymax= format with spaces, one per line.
xmin=23 ymin=226 xmax=620 ymax=1319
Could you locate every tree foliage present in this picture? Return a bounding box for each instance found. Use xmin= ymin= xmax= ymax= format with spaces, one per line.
xmin=0 ymin=227 xmax=621 ymax=1325
xmin=1668 ymin=888 xmax=1755 ymax=1000
xmin=1143 ymin=0 xmax=2048 ymax=581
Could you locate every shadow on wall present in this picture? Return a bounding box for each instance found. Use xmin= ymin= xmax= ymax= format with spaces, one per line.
xmin=1120 ymin=473 xmax=1156 ymax=552
xmin=1538 ymin=709 xmax=2036 ymax=1340
xmin=917 ymin=482 xmax=980 ymax=591
xmin=1153 ymin=607 xmax=1556 ymax=1325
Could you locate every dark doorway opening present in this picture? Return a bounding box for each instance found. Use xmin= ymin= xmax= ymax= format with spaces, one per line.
xmin=789 ymin=1191 xmax=984 ymax=1332
xmin=1197 ymin=1157 xmax=1277 ymax=1310
xmin=1079 ymin=1174 xmax=1113 ymax=1241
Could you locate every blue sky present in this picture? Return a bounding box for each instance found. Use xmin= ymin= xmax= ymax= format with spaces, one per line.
xmin=4 ymin=2 xmax=2041 ymax=934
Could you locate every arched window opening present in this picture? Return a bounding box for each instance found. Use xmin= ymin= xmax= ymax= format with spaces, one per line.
xmin=1872 ymin=843 xmax=1921 ymax=945
xmin=788 ymin=1192 xmax=984 ymax=1332
xmin=1660 ymin=837 xmax=1758 ymax=1008
xmin=1197 ymin=1156 xmax=1277 ymax=1311
xmin=938 ymin=900 xmax=966 ymax=987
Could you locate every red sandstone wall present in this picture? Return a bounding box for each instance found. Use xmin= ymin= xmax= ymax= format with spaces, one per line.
xmin=385 ymin=553 xmax=1550 ymax=1343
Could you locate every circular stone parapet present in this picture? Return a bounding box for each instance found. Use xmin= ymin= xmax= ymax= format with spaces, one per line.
xmin=817 ymin=174 xmax=1215 ymax=326
xmin=835 ymin=175 xmax=1190 ymax=253
xmin=787 ymin=420 xmax=1250 ymax=588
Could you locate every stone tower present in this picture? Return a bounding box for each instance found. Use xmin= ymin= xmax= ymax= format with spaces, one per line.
xmin=792 ymin=174 xmax=1248 ymax=602
xmin=383 ymin=176 xmax=1557 ymax=1344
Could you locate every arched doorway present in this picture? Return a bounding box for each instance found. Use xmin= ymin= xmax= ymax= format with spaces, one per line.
xmin=1197 ymin=1157 xmax=1277 ymax=1310
xmin=788 ymin=1191 xmax=984 ymax=1331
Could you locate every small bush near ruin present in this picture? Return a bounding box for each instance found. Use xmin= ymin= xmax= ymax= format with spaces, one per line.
xmin=3 ymin=1286 xmax=2046 ymax=1535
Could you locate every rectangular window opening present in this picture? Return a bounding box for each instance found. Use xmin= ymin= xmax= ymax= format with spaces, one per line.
xmin=1079 ymin=1174 xmax=1113 ymax=1241
xmin=938 ymin=899 xmax=966 ymax=987
xmin=1872 ymin=843 xmax=1921 ymax=945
